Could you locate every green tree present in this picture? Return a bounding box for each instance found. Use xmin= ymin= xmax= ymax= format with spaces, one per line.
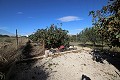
xmin=78 ymin=29 xmax=88 ymax=46
xmin=78 ymin=27 xmax=101 ymax=46
xmin=29 ymin=24 xmax=69 ymax=49
xmin=89 ymin=0 xmax=120 ymax=47
xmin=69 ymin=35 xmax=77 ymax=42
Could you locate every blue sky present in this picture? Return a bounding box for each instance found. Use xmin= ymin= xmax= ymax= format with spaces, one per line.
xmin=0 ymin=0 xmax=108 ymax=36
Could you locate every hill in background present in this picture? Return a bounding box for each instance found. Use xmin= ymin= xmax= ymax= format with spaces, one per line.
xmin=0 ymin=29 xmax=15 ymax=36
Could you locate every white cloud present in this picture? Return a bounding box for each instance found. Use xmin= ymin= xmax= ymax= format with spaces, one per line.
xmin=17 ymin=12 xmax=23 ymax=14
xmin=75 ymin=28 xmax=83 ymax=31
xmin=57 ymin=16 xmax=82 ymax=22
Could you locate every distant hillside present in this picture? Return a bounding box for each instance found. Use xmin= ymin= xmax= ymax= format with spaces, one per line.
xmin=0 ymin=29 xmax=15 ymax=36
xmin=0 ymin=34 xmax=9 ymax=37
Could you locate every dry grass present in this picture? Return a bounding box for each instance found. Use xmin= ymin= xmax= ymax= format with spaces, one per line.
xmin=0 ymin=37 xmax=28 ymax=72
xmin=110 ymin=47 xmax=120 ymax=52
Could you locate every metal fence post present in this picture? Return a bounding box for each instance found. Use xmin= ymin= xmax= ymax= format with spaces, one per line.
xmin=16 ymin=29 xmax=18 ymax=49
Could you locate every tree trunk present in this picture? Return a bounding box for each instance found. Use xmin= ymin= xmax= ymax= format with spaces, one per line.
xmin=93 ymin=41 xmax=96 ymax=50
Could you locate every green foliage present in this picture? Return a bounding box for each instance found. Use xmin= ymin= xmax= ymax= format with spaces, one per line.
xmin=89 ymin=0 xmax=120 ymax=47
xmin=78 ymin=30 xmax=88 ymax=45
xmin=29 ymin=24 xmax=69 ymax=49
xmin=69 ymin=35 xmax=77 ymax=42
xmin=78 ymin=27 xmax=101 ymax=46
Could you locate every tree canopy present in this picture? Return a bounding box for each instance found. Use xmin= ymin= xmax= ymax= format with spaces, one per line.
xmin=78 ymin=27 xmax=101 ymax=46
xmin=89 ymin=0 xmax=120 ymax=47
xmin=29 ymin=24 xmax=69 ymax=49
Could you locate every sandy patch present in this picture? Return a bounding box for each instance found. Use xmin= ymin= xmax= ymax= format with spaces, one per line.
xmin=33 ymin=49 xmax=120 ymax=80
xmin=7 ymin=47 xmax=120 ymax=80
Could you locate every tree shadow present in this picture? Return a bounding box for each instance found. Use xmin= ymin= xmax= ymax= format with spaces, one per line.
xmin=92 ymin=50 xmax=104 ymax=63
xmin=21 ymin=41 xmax=44 ymax=59
xmin=81 ymin=74 xmax=91 ymax=80
xmin=21 ymin=42 xmax=34 ymax=59
xmin=92 ymin=49 xmax=120 ymax=71
xmin=7 ymin=59 xmax=49 ymax=80
xmin=78 ymin=43 xmax=103 ymax=48
xmin=6 ymin=41 xmax=50 ymax=80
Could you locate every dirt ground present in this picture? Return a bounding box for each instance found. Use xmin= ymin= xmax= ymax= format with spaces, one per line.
xmin=6 ymin=46 xmax=120 ymax=80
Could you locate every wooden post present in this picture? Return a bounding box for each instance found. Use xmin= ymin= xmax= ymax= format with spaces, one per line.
xmin=16 ymin=29 xmax=18 ymax=49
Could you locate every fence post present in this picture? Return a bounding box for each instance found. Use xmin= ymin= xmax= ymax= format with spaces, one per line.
xmin=16 ymin=29 xmax=18 ymax=49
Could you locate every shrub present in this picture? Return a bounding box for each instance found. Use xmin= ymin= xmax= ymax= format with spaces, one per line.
xmin=29 ymin=24 xmax=70 ymax=49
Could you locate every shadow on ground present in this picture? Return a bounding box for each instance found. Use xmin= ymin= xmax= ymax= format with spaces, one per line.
xmin=78 ymin=43 xmax=120 ymax=72
xmin=81 ymin=74 xmax=91 ymax=80
xmin=21 ymin=42 xmax=33 ymax=58
xmin=6 ymin=42 xmax=49 ymax=80
xmin=78 ymin=43 xmax=103 ymax=48
xmin=7 ymin=59 xmax=49 ymax=80
xmin=92 ymin=49 xmax=120 ymax=72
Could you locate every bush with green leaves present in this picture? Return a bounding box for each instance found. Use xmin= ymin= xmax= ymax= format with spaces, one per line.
xmin=29 ymin=25 xmax=70 ymax=49
xmin=89 ymin=0 xmax=120 ymax=47
xmin=78 ymin=27 xmax=101 ymax=46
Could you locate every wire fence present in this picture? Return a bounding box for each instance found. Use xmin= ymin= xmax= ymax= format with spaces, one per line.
xmin=0 ymin=29 xmax=28 ymax=73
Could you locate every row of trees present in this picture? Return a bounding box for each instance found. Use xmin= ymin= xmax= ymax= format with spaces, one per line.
xmin=89 ymin=0 xmax=120 ymax=47
xmin=77 ymin=0 xmax=120 ymax=48
xmin=29 ymin=24 xmax=69 ymax=49
xmin=77 ymin=27 xmax=101 ymax=46
xmin=69 ymin=35 xmax=78 ymax=42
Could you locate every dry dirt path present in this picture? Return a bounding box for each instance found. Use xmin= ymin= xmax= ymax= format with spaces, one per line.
xmin=7 ymin=46 xmax=120 ymax=80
